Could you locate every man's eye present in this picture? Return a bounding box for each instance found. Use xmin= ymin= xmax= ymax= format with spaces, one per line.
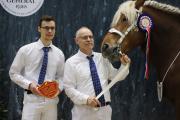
xmin=80 ymin=35 xmax=93 ymax=39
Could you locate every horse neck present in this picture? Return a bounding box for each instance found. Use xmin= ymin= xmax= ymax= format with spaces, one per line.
xmin=143 ymin=6 xmax=180 ymax=79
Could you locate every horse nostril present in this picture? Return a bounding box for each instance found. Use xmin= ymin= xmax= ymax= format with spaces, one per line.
xmin=102 ymin=43 xmax=109 ymax=51
xmin=112 ymin=47 xmax=119 ymax=55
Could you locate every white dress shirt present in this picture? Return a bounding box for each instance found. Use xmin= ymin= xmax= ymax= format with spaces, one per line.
xmin=9 ymin=39 xmax=65 ymax=104
xmin=64 ymin=50 xmax=129 ymax=105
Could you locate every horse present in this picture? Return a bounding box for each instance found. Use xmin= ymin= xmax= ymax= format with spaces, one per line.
xmin=101 ymin=0 xmax=180 ymax=119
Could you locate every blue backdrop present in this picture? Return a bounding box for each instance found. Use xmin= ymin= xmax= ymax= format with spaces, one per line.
xmin=0 ymin=0 xmax=179 ymax=119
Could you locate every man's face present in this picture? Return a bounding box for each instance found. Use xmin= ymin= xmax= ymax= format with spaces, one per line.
xmin=76 ymin=28 xmax=94 ymax=53
xmin=38 ymin=21 xmax=55 ymax=41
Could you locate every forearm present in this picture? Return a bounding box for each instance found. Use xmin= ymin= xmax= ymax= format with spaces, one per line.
xmin=117 ymin=64 xmax=129 ymax=81
xmin=9 ymin=72 xmax=31 ymax=89
xmin=65 ymin=87 xmax=89 ymax=105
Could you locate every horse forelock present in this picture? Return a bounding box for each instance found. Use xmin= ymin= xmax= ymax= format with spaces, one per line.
xmin=111 ymin=1 xmax=137 ymax=27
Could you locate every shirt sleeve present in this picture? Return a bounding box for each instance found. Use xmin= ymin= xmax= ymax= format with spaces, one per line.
xmin=56 ymin=53 xmax=65 ymax=91
xmin=9 ymin=47 xmax=32 ymax=89
xmin=63 ymin=60 xmax=89 ymax=105
xmin=105 ymin=58 xmax=129 ymax=81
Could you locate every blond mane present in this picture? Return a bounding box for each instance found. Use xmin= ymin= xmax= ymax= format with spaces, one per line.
xmin=111 ymin=1 xmax=137 ymax=27
xmin=111 ymin=0 xmax=180 ymax=27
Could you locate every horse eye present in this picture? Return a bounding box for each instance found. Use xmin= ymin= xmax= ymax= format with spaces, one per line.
xmin=122 ymin=17 xmax=128 ymax=22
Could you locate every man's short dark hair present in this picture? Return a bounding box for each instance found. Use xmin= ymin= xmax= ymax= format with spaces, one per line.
xmin=38 ymin=15 xmax=55 ymax=27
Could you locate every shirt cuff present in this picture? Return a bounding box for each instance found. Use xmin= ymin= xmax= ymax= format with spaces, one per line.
xmin=24 ymin=80 xmax=32 ymax=90
xmin=81 ymin=94 xmax=89 ymax=105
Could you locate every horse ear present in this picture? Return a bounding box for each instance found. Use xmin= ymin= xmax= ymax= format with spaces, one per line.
xmin=135 ymin=0 xmax=145 ymax=10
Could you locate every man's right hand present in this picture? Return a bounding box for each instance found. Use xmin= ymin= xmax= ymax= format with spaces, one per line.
xmin=29 ymin=82 xmax=42 ymax=96
xmin=87 ymin=96 xmax=100 ymax=107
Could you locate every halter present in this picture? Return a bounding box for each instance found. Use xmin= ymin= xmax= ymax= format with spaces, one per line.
xmin=108 ymin=9 xmax=142 ymax=55
xmin=108 ymin=8 xmax=152 ymax=80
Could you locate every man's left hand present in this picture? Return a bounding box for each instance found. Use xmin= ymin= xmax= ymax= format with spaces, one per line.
xmin=120 ymin=54 xmax=131 ymax=65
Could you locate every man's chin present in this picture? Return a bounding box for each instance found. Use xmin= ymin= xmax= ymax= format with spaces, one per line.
xmin=85 ymin=46 xmax=93 ymax=50
xmin=45 ymin=37 xmax=53 ymax=41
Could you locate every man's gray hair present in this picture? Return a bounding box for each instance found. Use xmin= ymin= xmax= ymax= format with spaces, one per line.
xmin=75 ymin=26 xmax=91 ymax=38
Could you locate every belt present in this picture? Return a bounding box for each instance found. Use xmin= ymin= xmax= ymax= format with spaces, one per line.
xmin=25 ymin=89 xmax=32 ymax=94
xmin=97 ymin=102 xmax=111 ymax=107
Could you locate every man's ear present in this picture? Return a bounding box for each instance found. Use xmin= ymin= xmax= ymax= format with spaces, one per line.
xmin=38 ymin=26 xmax=41 ymax=33
xmin=135 ymin=0 xmax=145 ymax=10
xmin=74 ymin=38 xmax=78 ymax=44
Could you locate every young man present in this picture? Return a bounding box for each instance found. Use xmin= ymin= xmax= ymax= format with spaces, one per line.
xmin=9 ymin=15 xmax=65 ymax=120
xmin=63 ymin=27 xmax=130 ymax=120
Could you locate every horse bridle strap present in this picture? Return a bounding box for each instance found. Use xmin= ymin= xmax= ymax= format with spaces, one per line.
xmin=108 ymin=23 xmax=137 ymax=46
xmin=109 ymin=28 xmax=125 ymax=38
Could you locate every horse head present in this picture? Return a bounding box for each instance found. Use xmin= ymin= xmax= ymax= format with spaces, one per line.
xmin=101 ymin=0 xmax=147 ymax=62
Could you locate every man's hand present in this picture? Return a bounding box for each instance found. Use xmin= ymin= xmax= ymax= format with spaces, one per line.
xmin=87 ymin=96 xmax=100 ymax=107
xmin=29 ymin=82 xmax=42 ymax=96
xmin=120 ymin=54 xmax=131 ymax=65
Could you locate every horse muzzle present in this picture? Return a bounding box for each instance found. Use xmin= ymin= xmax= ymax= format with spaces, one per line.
xmin=101 ymin=43 xmax=121 ymax=62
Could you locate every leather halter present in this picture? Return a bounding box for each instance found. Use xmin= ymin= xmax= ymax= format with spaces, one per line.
xmin=108 ymin=9 xmax=142 ymax=55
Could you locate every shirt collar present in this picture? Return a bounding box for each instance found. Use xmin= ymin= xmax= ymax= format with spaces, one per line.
xmin=37 ymin=39 xmax=53 ymax=50
xmin=77 ymin=50 xmax=94 ymax=58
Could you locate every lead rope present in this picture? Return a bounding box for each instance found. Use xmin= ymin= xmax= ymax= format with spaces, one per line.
xmin=157 ymin=50 xmax=180 ymax=102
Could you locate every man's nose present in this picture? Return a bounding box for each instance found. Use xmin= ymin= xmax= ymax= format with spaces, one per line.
xmin=48 ymin=29 xmax=53 ymax=32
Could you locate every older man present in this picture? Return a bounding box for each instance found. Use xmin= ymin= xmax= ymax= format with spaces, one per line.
xmin=64 ymin=27 xmax=130 ymax=120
